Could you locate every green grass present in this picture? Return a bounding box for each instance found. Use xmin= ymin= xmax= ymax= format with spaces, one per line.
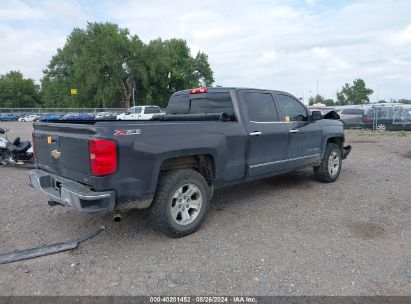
xmin=397 ymin=130 xmax=407 ymax=137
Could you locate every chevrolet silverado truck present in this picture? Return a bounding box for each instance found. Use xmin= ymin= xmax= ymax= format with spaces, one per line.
xmin=29 ymin=87 xmax=351 ymax=237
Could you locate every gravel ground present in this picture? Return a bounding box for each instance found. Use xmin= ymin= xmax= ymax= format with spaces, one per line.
xmin=0 ymin=121 xmax=410 ymax=296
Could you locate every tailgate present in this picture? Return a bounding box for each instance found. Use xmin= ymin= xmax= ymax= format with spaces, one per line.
xmin=33 ymin=123 xmax=95 ymax=185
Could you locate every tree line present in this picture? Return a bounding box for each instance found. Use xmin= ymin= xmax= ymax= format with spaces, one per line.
xmin=309 ymin=79 xmax=374 ymax=106
xmin=0 ymin=22 xmax=214 ymax=109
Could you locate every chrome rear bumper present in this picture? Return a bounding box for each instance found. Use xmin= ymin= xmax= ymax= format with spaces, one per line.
xmin=29 ymin=170 xmax=115 ymax=213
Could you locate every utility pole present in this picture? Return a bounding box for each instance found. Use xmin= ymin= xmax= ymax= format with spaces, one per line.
xmin=316 ymin=77 xmax=319 ymax=97
xmin=132 ymin=87 xmax=135 ymax=108
xmin=377 ymin=85 xmax=380 ymax=103
xmin=132 ymin=75 xmax=137 ymax=108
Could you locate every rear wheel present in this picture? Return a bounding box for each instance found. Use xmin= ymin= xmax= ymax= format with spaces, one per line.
xmin=376 ymin=124 xmax=386 ymax=131
xmin=314 ymin=143 xmax=342 ymax=183
xmin=149 ymin=169 xmax=211 ymax=238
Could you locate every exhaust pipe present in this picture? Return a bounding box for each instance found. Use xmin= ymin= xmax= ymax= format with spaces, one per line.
xmin=113 ymin=213 xmax=122 ymax=222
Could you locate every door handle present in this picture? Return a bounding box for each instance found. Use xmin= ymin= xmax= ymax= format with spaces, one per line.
xmin=289 ymin=129 xmax=299 ymax=133
xmin=250 ymin=131 xmax=262 ymax=136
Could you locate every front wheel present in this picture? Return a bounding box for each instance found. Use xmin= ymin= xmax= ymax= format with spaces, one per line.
xmin=314 ymin=143 xmax=342 ymax=183
xmin=149 ymin=169 xmax=211 ymax=238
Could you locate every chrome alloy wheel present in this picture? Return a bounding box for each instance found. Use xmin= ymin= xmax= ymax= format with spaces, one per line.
xmin=170 ymin=183 xmax=203 ymax=225
xmin=376 ymin=124 xmax=386 ymax=131
xmin=328 ymin=151 xmax=340 ymax=177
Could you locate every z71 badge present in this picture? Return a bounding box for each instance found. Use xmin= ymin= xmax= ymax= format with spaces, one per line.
xmin=114 ymin=129 xmax=141 ymax=136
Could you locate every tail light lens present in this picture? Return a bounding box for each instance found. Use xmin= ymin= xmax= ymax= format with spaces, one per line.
xmin=89 ymin=139 xmax=117 ymax=176
xmin=364 ymin=115 xmax=372 ymax=123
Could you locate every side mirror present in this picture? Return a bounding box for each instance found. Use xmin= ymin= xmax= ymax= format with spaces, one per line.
xmin=125 ymin=112 xmax=131 ymax=115
xmin=311 ymin=110 xmax=323 ymax=121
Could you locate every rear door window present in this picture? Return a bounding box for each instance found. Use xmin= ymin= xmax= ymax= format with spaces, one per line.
xmin=145 ymin=107 xmax=161 ymax=114
xmin=242 ymin=92 xmax=279 ymax=122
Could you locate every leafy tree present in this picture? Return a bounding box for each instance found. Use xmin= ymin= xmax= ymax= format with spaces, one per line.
xmin=308 ymin=98 xmax=314 ymax=106
xmin=324 ymin=99 xmax=335 ymax=106
xmin=41 ymin=22 xmax=214 ymax=109
xmin=308 ymin=94 xmax=325 ymax=105
xmin=336 ymin=79 xmax=373 ymax=105
xmin=142 ymin=39 xmax=214 ymax=107
xmin=398 ymin=99 xmax=411 ymax=104
xmin=0 ymin=71 xmax=40 ymax=108
xmin=42 ymin=23 xmax=141 ymax=108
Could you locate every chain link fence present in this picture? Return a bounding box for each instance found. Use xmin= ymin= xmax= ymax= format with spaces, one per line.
xmin=0 ymin=108 xmax=126 ymax=114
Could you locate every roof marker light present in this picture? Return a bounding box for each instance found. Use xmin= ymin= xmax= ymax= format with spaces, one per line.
xmin=189 ymin=88 xmax=208 ymax=94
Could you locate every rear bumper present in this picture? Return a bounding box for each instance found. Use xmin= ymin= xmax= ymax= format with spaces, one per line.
xmin=342 ymin=145 xmax=351 ymax=159
xmin=28 ymin=169 xmax=115 ymax=214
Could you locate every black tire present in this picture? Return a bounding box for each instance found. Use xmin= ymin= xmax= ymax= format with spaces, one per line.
xmin=314 ymin=143 xmax=342 ymax=183
xmin=149 ymin=169 xmax=211 ymax=238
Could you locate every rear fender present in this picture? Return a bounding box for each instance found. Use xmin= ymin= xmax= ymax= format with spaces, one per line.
xmin=149 ymin=148 xmax=218 ymax=194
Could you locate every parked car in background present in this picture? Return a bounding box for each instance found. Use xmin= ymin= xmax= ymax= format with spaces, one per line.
xmin=95 ymin=112 xmax=118 ymax=120
xmin=363 ymin=106 xmax=411 ymax=131
xmin=59 ymin=112 xmax=94 ymax=121
xmin=337 ymin=108 xmax=365 ymax=128
xmin=116 ymin=105 xmax=162 ymax=120
xmin=307 ymin=106 xmax=335 ymax=115
xmin=18 ymin=114 xmax=40 ymax=122
xmin=0 ymin=114 xmax=18 ymax=121
xmin=40 ymin=113 xmax=63 ymax=121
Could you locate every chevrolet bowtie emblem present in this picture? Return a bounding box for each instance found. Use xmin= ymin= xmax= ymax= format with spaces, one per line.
xmin=51 ymin=149 xmax=61 ymax=159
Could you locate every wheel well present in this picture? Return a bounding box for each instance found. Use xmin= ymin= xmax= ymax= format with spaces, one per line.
xmin=327 ymin=137 xmax=343 ymax=148
xmin=160 ymin=155 xmax=214 ymax=186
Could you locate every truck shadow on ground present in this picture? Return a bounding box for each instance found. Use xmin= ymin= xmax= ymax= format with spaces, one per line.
xmin=95 ymin=170 xmax=317 ymax=240
xmin=211 ymin=170 xmax=315 ymax=209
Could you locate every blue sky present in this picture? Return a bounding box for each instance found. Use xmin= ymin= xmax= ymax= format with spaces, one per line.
xmin=1 ymin=0 xmax=411 ymax=102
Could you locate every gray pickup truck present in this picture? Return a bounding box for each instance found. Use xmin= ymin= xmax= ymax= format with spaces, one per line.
xmin=29 ymin=87 xmax=351 ymax=237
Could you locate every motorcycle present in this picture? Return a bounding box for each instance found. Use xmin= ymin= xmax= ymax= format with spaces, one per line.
xmin=0 ymin=127 xmax=34 ymax=166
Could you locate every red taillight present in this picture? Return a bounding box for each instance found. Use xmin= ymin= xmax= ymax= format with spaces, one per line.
xmin=31 ymin=132 xmax=35 ymax=156
xmin=89 ymin=139 xmax=117 ymax=176
xmin=189 ymin=87 xmax=208 ymax=94
xmin=364 ymin=115 xmax=372 ymax=123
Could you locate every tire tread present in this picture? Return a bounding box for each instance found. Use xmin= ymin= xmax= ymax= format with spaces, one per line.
xmin=149 ymin=169 xmax=210 ymax=238
xmin=314 ymin=143 xmax=342 ymax=183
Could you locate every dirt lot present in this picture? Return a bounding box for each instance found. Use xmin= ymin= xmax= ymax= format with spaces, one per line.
xmin=0 ymin=121 xmax=410 ymax=296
